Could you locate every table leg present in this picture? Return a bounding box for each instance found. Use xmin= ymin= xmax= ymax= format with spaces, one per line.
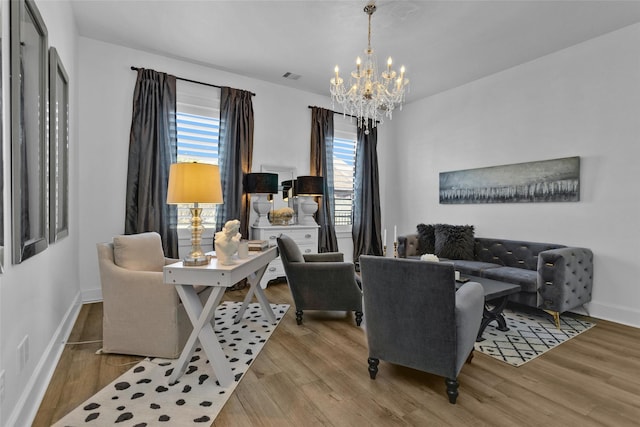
xmin=169 ymin=285 xmax=234 ymax=387
xmin=476 ymin=295 xmax=510 ymax=342
xmin=234 ymin=264 xmax=276 ymax=324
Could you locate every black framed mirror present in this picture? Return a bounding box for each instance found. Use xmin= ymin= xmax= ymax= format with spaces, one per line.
xmin=11 ymin=0 xmax=48 ymax=263
xmin=49 ymin=47 xmax=68 ymax=243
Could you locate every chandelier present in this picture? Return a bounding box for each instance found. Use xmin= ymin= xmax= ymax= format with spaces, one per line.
xmin=330 ymin=3 xmax=409 ymax=132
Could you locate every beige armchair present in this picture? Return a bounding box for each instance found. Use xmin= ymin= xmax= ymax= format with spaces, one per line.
xmin=97 ymin=232 xmax=209 ymax=358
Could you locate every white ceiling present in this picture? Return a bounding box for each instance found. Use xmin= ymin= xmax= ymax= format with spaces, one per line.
xmin=70 ymin=0 xmax=640 ymax=103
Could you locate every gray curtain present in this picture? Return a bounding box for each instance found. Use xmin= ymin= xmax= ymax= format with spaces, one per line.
xmin=353 ymin=121 xmax=383 ymax=262
xmin=215 ymin=87 xmax=254 ymax=239
xmin=125 ymin=68 xmax=178 ymax=258
xmin=310 ymin=107 xmax=338 ymax=252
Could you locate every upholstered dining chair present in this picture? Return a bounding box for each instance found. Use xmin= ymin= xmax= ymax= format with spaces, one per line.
xmin=359 ymin=255 xmax=484 ymax=404
xmin=276 ymin=234 xmax=363 ymax=326
xmin=97 ymin=232 xmax=210 ymax=358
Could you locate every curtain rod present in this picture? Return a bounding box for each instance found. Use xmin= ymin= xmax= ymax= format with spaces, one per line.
xmin=131 ymin=66 xmax=255 ymax=96
xmin=308 ymin=105 xmax=379 ymax=123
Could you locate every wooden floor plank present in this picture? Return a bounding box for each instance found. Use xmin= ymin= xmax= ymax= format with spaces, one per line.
xmin=34 ymin=281 xmax=640 ymax=426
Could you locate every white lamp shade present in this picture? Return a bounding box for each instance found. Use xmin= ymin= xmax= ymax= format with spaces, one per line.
xmin=167 ymin=163 xmax=223 ymax=204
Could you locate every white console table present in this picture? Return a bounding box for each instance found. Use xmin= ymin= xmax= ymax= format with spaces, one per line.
xmin=251 ymin=224 xmax=319 ymax=288
xmin=163 ymin=247 xmax=278 ymax=387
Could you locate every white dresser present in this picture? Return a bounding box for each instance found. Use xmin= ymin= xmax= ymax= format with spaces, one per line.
xmin=251 ymin=224 xmax=319 ymax=288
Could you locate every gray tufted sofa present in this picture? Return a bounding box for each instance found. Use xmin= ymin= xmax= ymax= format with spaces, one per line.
xmin=398 ymin=235 xmax=593 ymax=327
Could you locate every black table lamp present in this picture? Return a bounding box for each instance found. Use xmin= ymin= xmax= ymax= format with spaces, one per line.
xmin=295 ymin=176 xmax=324 ymax=226
xmin=245 ymin=173 xmax=278 ymax=227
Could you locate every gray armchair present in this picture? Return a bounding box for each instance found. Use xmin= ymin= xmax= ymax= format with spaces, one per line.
xmin=277 ymin=234 xmax=363 ymax=326
xmin=359 ymin=255 xmax=484 ymax=404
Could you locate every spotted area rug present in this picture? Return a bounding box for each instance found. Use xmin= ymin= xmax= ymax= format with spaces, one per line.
xmin=53 ymin=302 xmax=289 ymax=426
xmin=474 ymin=305 xmax=594 ymax=367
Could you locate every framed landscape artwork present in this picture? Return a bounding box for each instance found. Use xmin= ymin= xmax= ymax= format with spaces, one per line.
xmin=439 ymin=156 xmax=580 ymax=204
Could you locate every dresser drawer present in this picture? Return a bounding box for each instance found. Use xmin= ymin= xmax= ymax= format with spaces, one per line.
xmin=279 ymin=229 xmax=317 ymax=245
xmin=264 ymin=259 xmax=285 ymax=277
xmin=252 ymin=226 xmax=318 ymax=248
xmin=251 ymin=225 xmax=319 ymax=287
xmin=298 ymin=244 xmax=317 ymax=255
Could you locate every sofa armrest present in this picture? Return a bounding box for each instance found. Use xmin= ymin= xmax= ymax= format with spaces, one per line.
xmin=537 ymin=247 xmax=593 ymax=313
xmin=304 ymin=252 xmax=344 ymax=262
xmin=398 ymin=234 xmax=419 ymax=258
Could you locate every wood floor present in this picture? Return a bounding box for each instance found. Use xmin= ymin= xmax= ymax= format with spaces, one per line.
xmin=34 ymin=282 xmax=640 ymax=426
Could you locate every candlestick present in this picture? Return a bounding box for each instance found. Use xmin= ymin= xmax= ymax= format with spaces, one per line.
xmin=383 ymin=245 xmax=387 ymax=257
xmin=393 ymin=241 xmax=398 ymax=258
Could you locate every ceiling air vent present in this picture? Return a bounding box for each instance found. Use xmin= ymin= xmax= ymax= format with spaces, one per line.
xmin=282 ymin=72 xmax=301 ymax=81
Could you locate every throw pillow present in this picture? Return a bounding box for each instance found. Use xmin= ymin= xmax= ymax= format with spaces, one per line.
xmin=113 ymin=232 xmax=165 ymax=272
xmin=434 ymin=224 xmax=475 ymax=260
xmin=416 ymin=223 xmax=436 ymax=255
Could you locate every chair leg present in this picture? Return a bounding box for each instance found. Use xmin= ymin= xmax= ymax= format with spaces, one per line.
xmin=355 ymin=311 xmax=363 ymax=326
xmin=368 ymin=357 xmax=379 ymax=379
xmin=295 ymin=309 xmax=303 ymax=325
xmin=543 ymin=310 xmax=561 ymax=329
xmin=466 ymin=349 xmax=474 ymax=364
xmin=445 ymin=378 xmax=459 ymax=404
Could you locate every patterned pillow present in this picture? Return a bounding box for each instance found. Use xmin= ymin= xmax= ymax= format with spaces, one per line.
xmin=416 ymin=223 xmax=436 ymax=255
xmin=434 ymin=224 xmax=475 ymax=260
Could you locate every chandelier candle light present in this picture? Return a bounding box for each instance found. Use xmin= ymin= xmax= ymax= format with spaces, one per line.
xmin=330 ymin=3 xmax=409 ymax=132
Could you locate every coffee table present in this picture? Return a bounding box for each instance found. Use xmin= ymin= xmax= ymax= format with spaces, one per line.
xmin=457 ymin=275 xmax=521 ymax=342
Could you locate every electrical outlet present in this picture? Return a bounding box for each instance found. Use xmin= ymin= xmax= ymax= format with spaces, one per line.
xmin=0 ymin=369 xmax=5 ymax=403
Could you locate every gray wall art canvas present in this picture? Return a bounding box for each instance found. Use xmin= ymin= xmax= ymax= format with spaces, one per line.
xmin=440 ymin=156 xmax=580 ymax=204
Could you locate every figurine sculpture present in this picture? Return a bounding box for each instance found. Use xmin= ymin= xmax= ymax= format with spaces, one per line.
xmin=214 ymin=219 xmax=242 ymax=265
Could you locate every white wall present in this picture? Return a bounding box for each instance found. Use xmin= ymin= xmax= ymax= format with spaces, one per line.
xmin=385 ymin=23 xmax=640 ymax=327
xmin=77 ymin=37 xmax=358 ymax=300
xmin=0 ymin=1 xmax=80 ymax=426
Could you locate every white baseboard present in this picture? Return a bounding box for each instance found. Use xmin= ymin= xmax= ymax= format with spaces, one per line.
xmin=6 ymin=292 xmax=83 ymax=427
xmin=588 ymin=301 xmax=640 ymax=328
xmin=82 ymin=287 xmax=103 ymax=303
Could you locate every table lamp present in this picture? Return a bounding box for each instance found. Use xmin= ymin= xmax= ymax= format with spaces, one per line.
xmin=167 ymin=162 xmax=223 ymax=266
xmin=296 ymin=175 xmax=324 ymax=226
xmin=245 ymin=173 xmax=278 ymax=227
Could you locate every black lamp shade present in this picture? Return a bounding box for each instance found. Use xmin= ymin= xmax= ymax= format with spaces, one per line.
xmin=245 ymin=173 xmax=278 ymax=194
xmin=296 ymin=176 xmax=324 ymax=196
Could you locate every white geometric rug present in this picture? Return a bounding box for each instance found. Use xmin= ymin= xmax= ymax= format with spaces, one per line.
xmin=53 ymin=302 xmax=289 ymax=426
xmin=474 ymin=306 xmax=594 ymax=367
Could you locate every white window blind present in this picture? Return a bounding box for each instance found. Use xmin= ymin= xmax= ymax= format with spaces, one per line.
xmin=175 ymin=82 xmax=221 ymax=228
xmin=333 ymin=123 xmax=357 ymax=226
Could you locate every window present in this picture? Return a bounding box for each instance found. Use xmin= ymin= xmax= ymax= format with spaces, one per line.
xmin=175 ymin=82 xmax=220 ymax=228
xmin=333 ymin=122 xmax=357 ymax=226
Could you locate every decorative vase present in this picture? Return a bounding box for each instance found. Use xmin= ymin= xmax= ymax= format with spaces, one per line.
xmin=270 ymin=215 xmax=292 ymax=226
